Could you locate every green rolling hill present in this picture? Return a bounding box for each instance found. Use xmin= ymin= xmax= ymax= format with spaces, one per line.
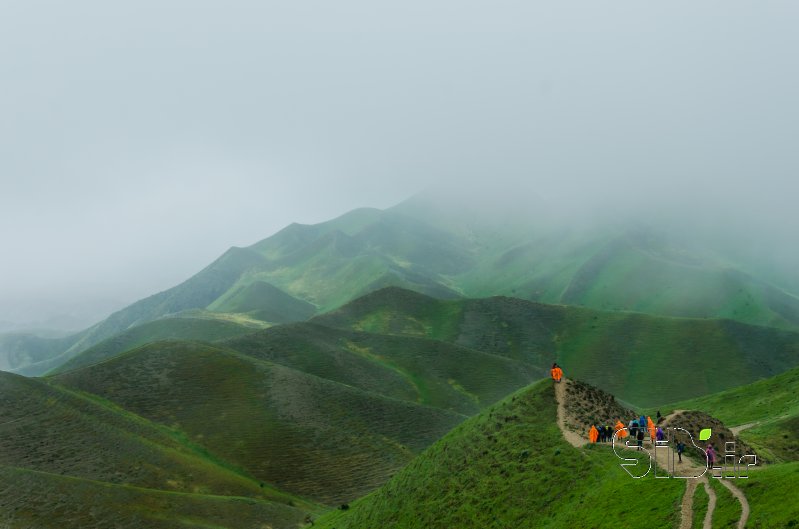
xmin=219 ymin=323 xmax=541 ymax=415
xmin=10 ymin=192 xmax=799 ymax=376
xmin=314 ymin=378 xmax=799 ymax=529
xmin=743 ymin=416 xmax=799 ymax=463
xmin=0 ymin=370 xmax=319 ymax=526
xmin=47 ymin=286 xmax=799 ymax=410
xmin=233 ymin=199 xmax=799 ymax=331
xmin=206 ymin=280 xmax=317 ymax=323
xmin=50 ymin=316 xmax=260 ymax=375
xmin=0 ymin=302 xmax=549 ymax=527
xmin=27 ymin=249 xmax=299 ymax=373
xmin=314 ymin=379 xmax=685 ymax=529
xmin=0 ymin=332 xmax=80 ymax=374
xmin=660 ymin=364 xmax=799 ymax=463
xmin=390 ymin=192 xmax=799 ymax=329
xmin=0 ymin=370 xmax=311 ymax=502
xmin=0 ymin=466 xmax=314 ymax=529
xmin=314 ymin=287 xmax=799 ymax=407
xmin=660 ymin=364 xmax=799 ymax=428
xmin=52 ymin=316 xmax=541 ymax=416
xmin=52 ymin=341 xmax=467 ymax=506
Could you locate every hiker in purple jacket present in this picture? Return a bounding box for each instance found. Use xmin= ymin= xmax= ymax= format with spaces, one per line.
xmin=706 ymin=444 xmax=716 ymax=467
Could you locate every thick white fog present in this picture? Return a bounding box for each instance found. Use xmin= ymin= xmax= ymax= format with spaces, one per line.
xmin=1 ymin=1 xmax=797 ymax=329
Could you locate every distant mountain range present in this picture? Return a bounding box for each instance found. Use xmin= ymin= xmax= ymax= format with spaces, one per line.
xmin=4 ymin=190 xmax=799 ymax=376
xmin=44 ymin=285 xmax=799 ymax=407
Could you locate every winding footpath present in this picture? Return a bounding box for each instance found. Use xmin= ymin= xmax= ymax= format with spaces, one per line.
xmin=701 ymin=477 xmax=717 ymax=529
xmin=718 ymin=479 xmax=750 ymax=529
xmin=552 ymin=380 xmax=750 ymax=529
xmin=554 ymin=379 xmax=587 ymax=448
xmin=679 ymin=479 xmax=698 ymax=529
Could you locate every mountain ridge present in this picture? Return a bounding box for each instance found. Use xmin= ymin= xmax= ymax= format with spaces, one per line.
xmin=313 ymin=286 xmax=799 ymax=407
xmin=7 ymin=192 xmax=799 ymax=376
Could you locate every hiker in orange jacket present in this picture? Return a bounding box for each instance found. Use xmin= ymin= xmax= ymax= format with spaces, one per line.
xmin=614 ymin=420 xmax=628 ymax=440
xmin=647 ymin=417 xmax=656 ymax=442
xmin=550 ymin=363 xmax=563 ymax=382
xmin=589 ymin=425 xmax=599 ymax=443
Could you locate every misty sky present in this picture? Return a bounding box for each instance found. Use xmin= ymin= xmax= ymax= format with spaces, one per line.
xmin=1 ymin=1 xmax=798 ymax=329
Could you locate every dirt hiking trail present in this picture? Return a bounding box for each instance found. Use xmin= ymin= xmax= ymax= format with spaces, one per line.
xmin=552 ymin=379 xmax=750 ymax=529
xmin=554 ymin=378 xmax=587 ymax=448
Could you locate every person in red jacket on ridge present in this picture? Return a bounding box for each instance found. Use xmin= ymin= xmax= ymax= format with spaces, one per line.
xmin=550 ymin=362 xmax=563 ymax=382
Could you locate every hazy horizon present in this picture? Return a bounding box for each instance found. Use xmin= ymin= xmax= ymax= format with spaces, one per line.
xmin=2 ymin=1 xmax=798 ymax=329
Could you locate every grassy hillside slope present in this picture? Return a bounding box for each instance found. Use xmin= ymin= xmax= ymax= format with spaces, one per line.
xmin=247 ymin=208 xmax=469 ymax=310
xmin=63 ymin=247 xmax=270 ymax=356
xmin=0 ymin=370 xmax=321 ymax=527
xmin=221 ymin=323 xmax=541 ymax=415
xmin=659 ymin=365 xmax=799 ymax=463
xmin=315 ymin=380 xmax=684 ymax=529
xmin=0 ymin=466 xmax=314 ymax=529
xmin=244 ymin=204 xmax=799 ymax=330
xmin=0 ymin=371 xmax=302 ymax=502
xmin=51 ymin=317 xmax=540 ymax=417
xmin=742 ymin=416 xmax=799 ymax=462
xmin=53 ymin=341 xmax=465 ymax=505
xmin=0 ymin=332 xmax=80 ymax=374
xmin=736 ymin=462 xmax=799 ymax=527
xmin=660 ymin=365 xmax=799 ymax=427
xmin=51 ymin=316 xmax=259 ymax=375
xmin=314 ymin=287 xmax=799 ymax=407
xmin=315 ymin=376 xmax=799 ymax=528
xmin=207 ymin=280 xmax=317 ymax=323
xmin=540 ymin=230 xmax=798 ymax=329
xmin=391 ymin=193 xmax=799 ymax=329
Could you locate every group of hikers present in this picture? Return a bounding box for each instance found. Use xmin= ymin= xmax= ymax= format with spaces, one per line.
xmin=590 ymin=415 xmax=690 ymax=462
xmin=594 ymin=415 xmax=725 ymax=467
xmin=587 ymin=424 xmax=618 ymax=443
xmin=550 ymin=365 xmax=706 ymax=464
